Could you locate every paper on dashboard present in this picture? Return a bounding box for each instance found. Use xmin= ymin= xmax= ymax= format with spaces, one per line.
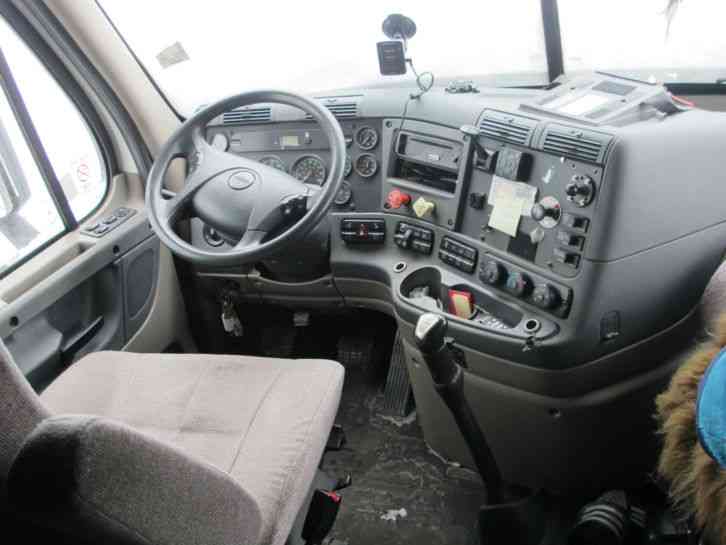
xmin=487 ymin=176 xmax=538 ymax=237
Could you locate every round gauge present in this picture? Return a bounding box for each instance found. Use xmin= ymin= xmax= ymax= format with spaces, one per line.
xmin=334 ymin=181 xmax=353 ymax=206
xmin=291 ymin=155 xmax=327 ymax=185
xmin=354 ymin=153 xmax=378 ymax=178
xmin=211 ymin=133 xmax=229 ymax=151
xmin=259 ymin=155 xmax=286 ymax=172
xmin=344 ymin=155 xmax=353 ymax=178
xmin=355 ymin=126 xmax=379 ymax=150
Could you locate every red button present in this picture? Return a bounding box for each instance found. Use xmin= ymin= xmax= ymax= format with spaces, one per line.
xmin=386 ymin=189 xmax=411 ymax=209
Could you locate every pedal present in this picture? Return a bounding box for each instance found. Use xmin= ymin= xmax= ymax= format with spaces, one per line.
xmin=293 ymin=311 xmax=310 ymax=327
xmin=337 ymin=335 xmax=375 ymax=370
xmin=260 ymin=325 xmax=296 ymax=358
xmin=326 ymin=424 xmax=346 ymax=451
xmin=382 ymin=331 xmax=415 ymax=416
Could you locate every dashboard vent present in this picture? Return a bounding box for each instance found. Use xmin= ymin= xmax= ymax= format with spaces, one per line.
xmin=306 ymin=100 xmax=359 ymax=120
xmin=222 ymin=107 xmax=272 ymax=125
xmin=479 ymin=110 xmax=537 ymax=146
xmin=541 ymin=124 xmax=612 ymax=164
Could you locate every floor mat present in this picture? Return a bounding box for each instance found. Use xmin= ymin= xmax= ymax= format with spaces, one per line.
xmin=323 ymin=366 xmax=486 ymax=545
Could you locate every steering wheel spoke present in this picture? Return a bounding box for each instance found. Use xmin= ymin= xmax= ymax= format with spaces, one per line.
xmin=234 ymin=229 xmax=267 ymax=250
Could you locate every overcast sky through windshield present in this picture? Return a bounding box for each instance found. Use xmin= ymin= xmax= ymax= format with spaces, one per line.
xmin=99 ymin=0 xmax=726 ymax=115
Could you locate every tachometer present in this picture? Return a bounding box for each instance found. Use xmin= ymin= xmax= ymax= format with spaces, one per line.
xmin=291 ymin=155 xmax=327 ymax=185
xmin=355 ymin=126 xmax=379 ymax=150
xmin=354 ymin=153 xmax=378 ymax=178
xmin=344 ymin=155 xmax=352 ymax=178
xmin=259 ymin=155 xmax=286 ymax=172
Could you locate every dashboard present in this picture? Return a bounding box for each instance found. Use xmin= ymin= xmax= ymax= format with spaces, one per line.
xmin=187 ymin=76 xmax=726 ymax=493
xmin=192 ymin=76 xmax=726 ymax=373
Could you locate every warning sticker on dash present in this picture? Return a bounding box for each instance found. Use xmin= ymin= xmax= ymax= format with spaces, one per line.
xmin=487 ymin=176 xmax=538 ymax=237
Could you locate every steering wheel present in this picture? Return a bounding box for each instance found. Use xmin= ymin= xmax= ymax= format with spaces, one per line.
xmin=146 ymin=90 xmax=346 ymax=266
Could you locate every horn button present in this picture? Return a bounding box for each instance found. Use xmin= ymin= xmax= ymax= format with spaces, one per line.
xmin=227 ymin=169 xmax=257 ymax=190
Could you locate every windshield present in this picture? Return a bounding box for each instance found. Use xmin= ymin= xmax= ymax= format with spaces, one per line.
xmin=97 ymin=0 xmax=549 ymax=115
xmin=559 ymin=0 xmax=726 ymax=85
xmin=99 ymin=0 xmax=726 ymax=117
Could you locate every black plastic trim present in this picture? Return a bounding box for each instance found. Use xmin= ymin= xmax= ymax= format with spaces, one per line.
xmin=541 ymin=0 xmax=564 ymax=83
xmin=10 ymin=0 xmax=152 ymax=180
xmin=666 ymin=83 xmax=726 ymax=96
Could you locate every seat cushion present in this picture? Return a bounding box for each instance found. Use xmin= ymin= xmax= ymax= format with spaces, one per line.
xmin=41 ymin=352 xmax=344 ymax=545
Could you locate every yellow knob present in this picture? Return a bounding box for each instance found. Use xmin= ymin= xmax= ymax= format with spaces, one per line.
xmin=413 ymin=197 xmax=435 ymax=218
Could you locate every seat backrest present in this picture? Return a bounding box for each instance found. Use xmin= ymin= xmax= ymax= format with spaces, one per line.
xmin=0 ymin=339 xmax=48 ymax=501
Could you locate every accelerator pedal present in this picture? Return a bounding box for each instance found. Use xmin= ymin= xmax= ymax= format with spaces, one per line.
xmin=382 ymin=331 xmax=415 ymax=416
xmin=260 ymin=325 xmax=297 ymax=358
xmin=336 ymin=335 xmax=376 ymax=371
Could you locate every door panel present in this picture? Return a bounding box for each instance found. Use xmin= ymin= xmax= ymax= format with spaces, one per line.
xmin=0 ymin=208 xmax=160 ymax=389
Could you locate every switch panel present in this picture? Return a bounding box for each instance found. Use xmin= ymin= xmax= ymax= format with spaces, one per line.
xmin=439 ymin=237 xmax=478 ymax=273
xmin=341 ymin=218 xmax=386 ymax=244
xmin=394 ymin=222 xmax=434 ymax=254
xmin=84 ymin=207 xmax=136 ymax=238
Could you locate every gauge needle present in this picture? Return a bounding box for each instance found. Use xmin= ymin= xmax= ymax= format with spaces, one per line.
xmin=303 ymin=171 xmax=313 ymax=183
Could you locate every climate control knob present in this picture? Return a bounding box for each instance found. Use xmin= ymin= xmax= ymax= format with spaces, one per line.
xmin=505 ymin=271 xmax=532 ymax=298
xmin=479 ymin=261 xmax=506 ymax=286
xmin=532 ymin=283 xmax=561 ymax=310
xmin=565 ymin=175 xmax=596 ymax=207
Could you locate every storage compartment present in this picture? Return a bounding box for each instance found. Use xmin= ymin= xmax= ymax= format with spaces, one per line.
xmin=399 ymin=266 xmax=556 ymax=340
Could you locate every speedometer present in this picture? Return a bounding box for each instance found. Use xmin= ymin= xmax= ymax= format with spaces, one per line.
xmin=259 ymin=155 xmax=286 ymax=172
xmin=291 ymin=155 xmax=327 ymax=185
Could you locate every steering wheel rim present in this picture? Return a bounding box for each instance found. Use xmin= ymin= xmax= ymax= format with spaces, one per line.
xmin=145 ymin=90 xmax=346 ymax=266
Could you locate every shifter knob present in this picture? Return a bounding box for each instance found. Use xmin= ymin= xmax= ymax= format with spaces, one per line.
xmin=415 ymin=313 xmax=448 ymax=354
xmin=415 ymin=313 xmax=459 ymax=386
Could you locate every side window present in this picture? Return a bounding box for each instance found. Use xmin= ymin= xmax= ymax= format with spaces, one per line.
xmin=0 ymin=17 xmax=108 ymax=277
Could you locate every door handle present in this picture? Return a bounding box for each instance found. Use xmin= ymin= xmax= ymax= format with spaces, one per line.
xmin=60 ymin=316 xmax=104 ymax=363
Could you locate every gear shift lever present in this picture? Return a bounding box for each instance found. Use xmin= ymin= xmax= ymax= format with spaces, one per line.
xmin=415 ymin=313 xmax=551 ymax=545
xmin=415 ymin=313 xmax=503 ymax=503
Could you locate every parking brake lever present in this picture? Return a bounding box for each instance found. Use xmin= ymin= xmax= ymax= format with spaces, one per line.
xmin=414 ymin=313 xmax=503 ymax=504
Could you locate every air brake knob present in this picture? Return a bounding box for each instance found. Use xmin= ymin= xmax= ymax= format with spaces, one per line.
xmin=386 ymin=189 xmax=411 ymax=209
xmin=531 ymin=203 xmax=559 ymax=222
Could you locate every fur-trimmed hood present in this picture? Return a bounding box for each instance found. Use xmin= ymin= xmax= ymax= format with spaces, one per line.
xmin=656 ymin=315 xmax=726 ymax=545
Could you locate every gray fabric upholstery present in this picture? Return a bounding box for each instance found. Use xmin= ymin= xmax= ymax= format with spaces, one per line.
xmin=9 ymin=414 xmax=262 ymax=545
xmin=40 ymin=352 xmax=344 ymax=545
xmin=0 ymin=341 xmax=48 ymax=502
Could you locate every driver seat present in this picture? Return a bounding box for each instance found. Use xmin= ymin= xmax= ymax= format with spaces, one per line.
xmin=0 ymin=345 xmax=344 ymax=545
